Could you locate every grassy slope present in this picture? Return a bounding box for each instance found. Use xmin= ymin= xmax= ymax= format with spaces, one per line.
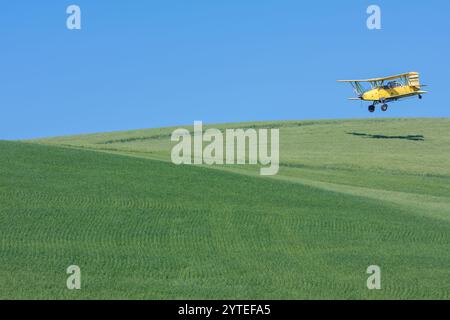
xmin=34 ymin=118 xmax=450 ymax=219
xmin=1 ymin=118 xmax=449 ymax=299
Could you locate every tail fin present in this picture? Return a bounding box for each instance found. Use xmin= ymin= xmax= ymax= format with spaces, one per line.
xmin=408 ymin=73 xmax=421 ymax=87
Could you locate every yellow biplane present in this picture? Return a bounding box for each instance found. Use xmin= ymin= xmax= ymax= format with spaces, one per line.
xmin=337 ymin=72 xmax=427 ymax=112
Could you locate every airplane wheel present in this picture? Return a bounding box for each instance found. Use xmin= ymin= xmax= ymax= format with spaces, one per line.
xmin=368 ymin=105 xmax=375 ymax=113
xmin=381 ymin=104 xmax=388 ymax=112
xmin=419 ymin=95 xmax=423 ymax=99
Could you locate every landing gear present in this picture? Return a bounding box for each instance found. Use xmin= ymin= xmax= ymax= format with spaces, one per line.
xmin=368 ymin=105 xmax=375 ymax=113
xmin=381 ymin=104 xmax=388 ymax=112
xmin=419 ymin=94 xmax=423 ymax=99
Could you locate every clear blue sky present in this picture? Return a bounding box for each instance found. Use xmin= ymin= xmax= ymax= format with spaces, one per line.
xmin=1 ymin=1 xmax=449 ymax=139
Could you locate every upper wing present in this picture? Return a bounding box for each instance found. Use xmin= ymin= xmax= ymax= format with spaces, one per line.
xmin=337 ymin=72 xmax=419 ymax=83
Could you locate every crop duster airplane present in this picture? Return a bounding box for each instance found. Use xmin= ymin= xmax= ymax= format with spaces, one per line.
xmin=337 ymin=72 xmax=427 ymax=112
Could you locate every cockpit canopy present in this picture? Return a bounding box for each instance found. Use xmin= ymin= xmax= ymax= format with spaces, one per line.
xmin=382 ymin=81 xmax=403 ymax=89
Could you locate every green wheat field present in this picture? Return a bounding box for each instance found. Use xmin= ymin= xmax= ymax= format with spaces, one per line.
xmin=1 ymin=118 xmax=449 ymax=299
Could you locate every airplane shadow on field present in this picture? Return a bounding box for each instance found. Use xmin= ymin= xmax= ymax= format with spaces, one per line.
xmin=347 ymin=132 xmax=425 ymax=141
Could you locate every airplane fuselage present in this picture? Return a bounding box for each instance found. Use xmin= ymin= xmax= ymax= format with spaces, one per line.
xmin=362 ymin=85 xmax=426 ymax=102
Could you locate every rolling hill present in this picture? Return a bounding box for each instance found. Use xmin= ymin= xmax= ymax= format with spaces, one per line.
xmin=1 ymin=118 xmax=449 ymax=299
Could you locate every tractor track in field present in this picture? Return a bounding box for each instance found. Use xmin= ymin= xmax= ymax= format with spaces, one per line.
xmin=0 ymin=189 xmax=188 ymax=211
